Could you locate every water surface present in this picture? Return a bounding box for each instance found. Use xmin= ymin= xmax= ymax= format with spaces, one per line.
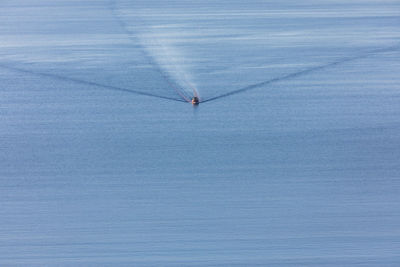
xmin=1 ymin=0 xmax=400 ymax=265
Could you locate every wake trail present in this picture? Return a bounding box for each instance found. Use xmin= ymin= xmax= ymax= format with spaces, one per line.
xmin=0 ymin=63 xmax=186 ymax=102
xmin=202 ymin=45 xmax=400 ymax=103
xmin=109 ymin=0 xmax=193 ymax=103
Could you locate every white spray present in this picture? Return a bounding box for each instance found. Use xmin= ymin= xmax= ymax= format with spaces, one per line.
xmin=138 ymin=27 xmax=199 ymax=102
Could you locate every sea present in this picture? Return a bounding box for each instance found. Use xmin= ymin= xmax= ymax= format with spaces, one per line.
xmin=1 ymin=0 xmax=400 ymax=265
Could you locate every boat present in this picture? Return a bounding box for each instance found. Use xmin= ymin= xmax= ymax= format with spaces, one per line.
xmin=191 ymin=96 xmax=199 ymax=105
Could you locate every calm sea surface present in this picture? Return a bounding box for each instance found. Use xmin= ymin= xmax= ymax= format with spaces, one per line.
xmin=1 ymin=0 xmax=400 ymax=265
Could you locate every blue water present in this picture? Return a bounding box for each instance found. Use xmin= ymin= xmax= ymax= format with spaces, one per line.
xmin=1 ymin=0 xmax=400 ymax=265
